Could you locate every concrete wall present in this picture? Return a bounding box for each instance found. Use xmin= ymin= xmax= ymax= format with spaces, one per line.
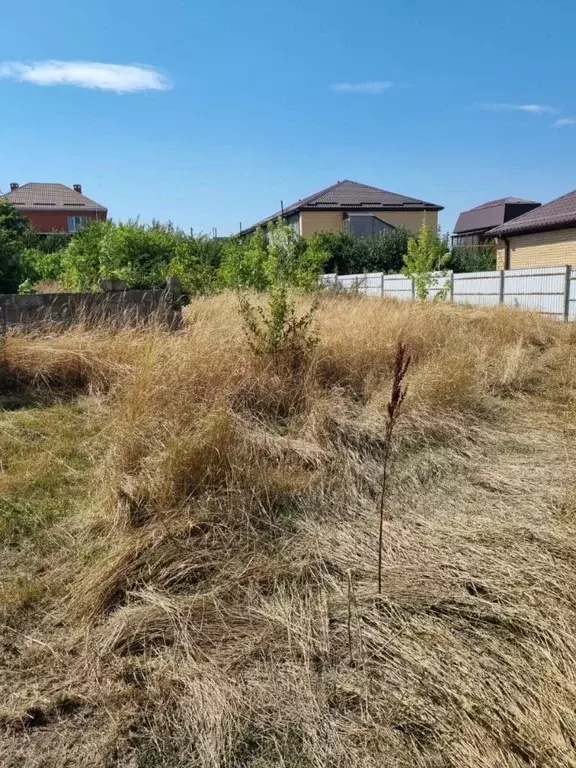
xmin=505 ymin=228 xmax=576 ymax=269
xmin=299 ymin=209 xmax=437 ymax=237
xmin=18 ymin=209 xmax=106 ymax=233
xmin=0 ymin=285 xmax=181 ymax=328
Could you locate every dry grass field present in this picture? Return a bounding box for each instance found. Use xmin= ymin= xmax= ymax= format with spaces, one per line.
xmin=2 ymin=293 xmax=576 ymax=767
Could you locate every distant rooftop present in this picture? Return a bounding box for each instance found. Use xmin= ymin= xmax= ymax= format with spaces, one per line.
xmin=243 ymin=179 xmax=443 ymax=233
xmin=454 ymin=197 xmax=541 ymax=235
xmin=2 ymin=182 xmax=107 ymax=212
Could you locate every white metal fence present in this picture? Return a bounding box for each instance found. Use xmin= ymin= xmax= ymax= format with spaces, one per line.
xmin=323 ymin=265 xmax=576 ymax=320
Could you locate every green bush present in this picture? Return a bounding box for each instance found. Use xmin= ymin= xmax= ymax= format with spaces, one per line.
xmin=236 ymin=220 xmax=322 ymax=368
xmin=311 ymin=228 xmax=410 ymax=275
xmin=165 ymin=234 xmax=223 ymax=295
xmin=59 ymin=219 xmax=226 ymax=293
xmin=448 ymin=244 xmax=497 ymax=273
xmin=20 ymin=246 xmax=65 ymax=286
xmin=219 ymin=220 xmax=327 ymax=292
xmin=219 ymin=228 xmax=269 ymax=291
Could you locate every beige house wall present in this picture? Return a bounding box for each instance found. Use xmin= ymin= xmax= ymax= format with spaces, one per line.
xmin=373 ymin=209 xmax=437 ymax=233
xmin=298 ymin=209 xmax=437 ymax=237
xmin=299 ymin=211 xmax=343 ymax=237
xmin=500 ymin=228 xmax=576 ymax=269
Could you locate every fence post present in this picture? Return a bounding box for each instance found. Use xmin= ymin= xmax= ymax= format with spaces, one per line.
xmin=564 ymin=265 xmax=572 ymax=322
xmin=411 ymin=277 xmax=415 ymax=300
xmin=380 ymin=271 xmax=384 ymax=298
xmin=449 ymin=272 xmax=455 ymax=303
xmin=499 ymin=270 xmax=505 ymax=305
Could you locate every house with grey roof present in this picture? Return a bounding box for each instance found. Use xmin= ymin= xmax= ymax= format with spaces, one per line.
xmin=488 ymin=189 xmax=576 ymax=270
xmin=452 ymin=198 xmax=541 ymax=248
xmin=241 ymin=180 xmax=443 ymax=238
xmin=2 ymin=182 xmax=107 ymax=234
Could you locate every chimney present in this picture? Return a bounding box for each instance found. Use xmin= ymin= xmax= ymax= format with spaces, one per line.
xmin=73 ymin=184 xmax=82 ymax=194
xmin=10 ymin=182 xmax=19 ymax=191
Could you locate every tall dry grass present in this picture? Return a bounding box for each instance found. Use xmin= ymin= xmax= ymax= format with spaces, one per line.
xmin=2 ymin=294 xmax=576 ymax=767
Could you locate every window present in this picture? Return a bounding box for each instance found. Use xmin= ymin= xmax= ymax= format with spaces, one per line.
xmin=68 ymin=216 xmax=88 ymax=233
xmin=344 ymin=214 xmax=394 ymax=238
xmin=286 ymin=213 xmax=300 ymax=235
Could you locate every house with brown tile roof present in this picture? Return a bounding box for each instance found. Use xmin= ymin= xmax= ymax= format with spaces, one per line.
xmin=241 ymin=180 xmax=443 ymax=238
xmin=2 ymin=182 xmax=107 ymax=234
xmin=488 ymin=189 xmax=576 ymax=269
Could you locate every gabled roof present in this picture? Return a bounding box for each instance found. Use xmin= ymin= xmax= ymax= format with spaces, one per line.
xmin=2 ymin=183 xmax=107 ymax=212
xmin=489 ymin=189 xmax=576 ymax=237
xmin=454 ymin=197 xmax=541 ymax=235
xmin=242 ymin=179 xmax=443 ymax=233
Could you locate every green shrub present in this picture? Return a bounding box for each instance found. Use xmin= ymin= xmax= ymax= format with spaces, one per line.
xmin=239 ymin=285 xmax=318 ymax=362
xmin=60 ymin=219 xmax=226 ymax=292
xmin=449 ymin=244 xmax=497 ymax=273
xmin=219 ymin=228 xmax=269 ymax=291
xmin=165 ymin=234 xmax=223 ymax=295
xmin=20 ymin=246 xmax=65 ymax=287
xmin=235 ymin=220 xmax=322 ymax=369
xmin=311 ymin=228 xmax=410 ymax=275
xmin=219 ymin=220 xmax=327 ymax=292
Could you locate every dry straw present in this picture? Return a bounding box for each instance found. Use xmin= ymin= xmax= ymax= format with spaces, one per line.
xmin=1 ymin=294 xmax=576 ymax=767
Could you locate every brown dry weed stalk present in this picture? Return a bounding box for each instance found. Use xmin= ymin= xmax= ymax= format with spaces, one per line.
xmin=378 ymin=340 xmax=410 ymax=594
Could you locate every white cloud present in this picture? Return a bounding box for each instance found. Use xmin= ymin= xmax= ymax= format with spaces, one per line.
xmin=555 ymin=117 xmax=576 ymax=127
xmin=474 ymin=102 xmax=559 ymax=115
xmin=0 ymin=60 xmax=171 ymax=93
xmin=331 ymin=80 xmax=396 ymax=94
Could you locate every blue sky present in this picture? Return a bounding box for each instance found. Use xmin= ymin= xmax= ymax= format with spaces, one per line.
xmin=1 ymin=0 xmax=575 ymax=235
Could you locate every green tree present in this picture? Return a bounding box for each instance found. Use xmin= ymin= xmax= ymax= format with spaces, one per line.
xmin=0 ymin=198 xmax=34 ymax=292
xmin=402 ymin=225 xmax=450 ymax=300
xmin=0 ymin=197 xmax=31 ymax=241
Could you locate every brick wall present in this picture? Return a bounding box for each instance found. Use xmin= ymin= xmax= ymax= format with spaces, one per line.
xmin=21 ymin=209 xmax=106 ymax=233
xmin=507 ymin=228 xmax=576 ymax=269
